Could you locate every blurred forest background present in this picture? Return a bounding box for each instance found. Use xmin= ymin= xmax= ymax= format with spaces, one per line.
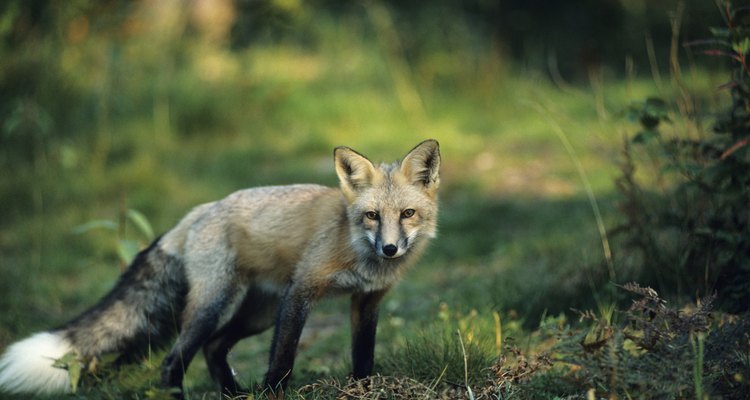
xmin=1 ymin=0 xmax=749 ymax=398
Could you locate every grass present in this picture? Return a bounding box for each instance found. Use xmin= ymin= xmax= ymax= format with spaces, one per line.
xmin=0 ymin=2 xmax=745 ymax=399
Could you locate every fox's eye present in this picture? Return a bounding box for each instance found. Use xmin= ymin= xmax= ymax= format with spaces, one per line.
xmin=365 ymin=211 xmax=379 ymax=220
xmin=401 ymin=209 xmax=416 ymax=218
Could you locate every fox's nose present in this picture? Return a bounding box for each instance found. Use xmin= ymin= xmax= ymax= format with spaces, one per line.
xmin=382 ymin=244 xmax=398 ymax=257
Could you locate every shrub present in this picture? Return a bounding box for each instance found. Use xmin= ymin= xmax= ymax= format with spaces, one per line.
xmin=614 ymin=3 xmax=750 ymax=311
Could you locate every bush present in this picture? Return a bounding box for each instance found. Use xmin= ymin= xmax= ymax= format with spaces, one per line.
xmin=545 ymin=283 xmax=750 ymax=399
xmin=614 ymin=3 xmax=750 ymax=312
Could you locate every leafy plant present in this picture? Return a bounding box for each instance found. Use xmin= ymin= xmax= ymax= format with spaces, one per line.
xmin=550 ymin=283 xmax=715 ymax=398
xmin=73 ymin=208 xmax=155 ymax=267
xmin=614 ymin=2 xmax=750 ymax=311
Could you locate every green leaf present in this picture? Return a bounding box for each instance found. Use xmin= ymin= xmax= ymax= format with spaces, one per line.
xmin=127 ymin=209 xmax=154 ymax=241
xmin=71 ymin=219 xmax=118 ymax=235
xmin=117 ymin=239 xmax=140 ymax=264
xmin=68 ymin=358 xmax=82 ymax=393
xmin=624 ymin=103 xmax=644 ymax=122
xmin=52 ymin=351 xmax=78 ymax=369
xmin=51 ymin=351 xmax=83 ymax=394
xmin=632 ymin=130 xmax=659 ymax=144
xmin=733 ymin=37 xmax=750 ymax=54
xmin=710 ymin=27 xmax=731 ymax=38
xmin=145 ymin=387 xmax=184 ymax=400
xmin=99 ymin=352 xmax=119 ymax=365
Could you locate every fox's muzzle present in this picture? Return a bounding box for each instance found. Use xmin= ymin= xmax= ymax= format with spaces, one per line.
xmin=373 ymin=215 xmax=409 ymax=259
xmin=374 ymin=236 xmax=407 ymax=259
xmin=382 ymin=244 xmax=398 ymax=258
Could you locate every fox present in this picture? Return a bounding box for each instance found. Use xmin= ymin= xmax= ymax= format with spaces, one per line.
xmin=0 ymin=139 xmax=440 ymax=398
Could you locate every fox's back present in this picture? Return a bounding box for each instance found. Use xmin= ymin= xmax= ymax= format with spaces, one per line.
xmin=161 ymin=184 xmax=349 ymax=284
xmin=223 ymin=184 xmax=348 ymax=268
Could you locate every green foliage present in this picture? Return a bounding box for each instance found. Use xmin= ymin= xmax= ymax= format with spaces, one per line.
xmin=73 ymin=208 xmax=155 ymax=266
xmin=703 ymin=313 xmax=750 ymax=398
xmin=624 ymin=97 xmax=670 ymax=143
xmin=615 ymin=4 xmax=750 ymax=310
xmin=52 ymin=352 xmax=83 ymax=393
xmin=530 ymin=283 xmax=750 ymax=399
xmin=48 ymin=350 xmax=143 ymax=398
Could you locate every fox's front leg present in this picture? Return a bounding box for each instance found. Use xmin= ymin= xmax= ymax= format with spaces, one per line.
xmin=264 ymin=282 xmax=315 ymax=391
xmin=350 ymin=289 xmax=388 ymax=379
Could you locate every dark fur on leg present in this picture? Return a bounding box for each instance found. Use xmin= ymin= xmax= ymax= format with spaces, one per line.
xmin=264 ymin=283 xmax=316 ymax=391
xmin=203 ymin=289 xmax=279 ymax=396
xmin=161 ymin=294 xmax=229 ymax=398
xmin=350 ymin=290 xmax=387 ymax=379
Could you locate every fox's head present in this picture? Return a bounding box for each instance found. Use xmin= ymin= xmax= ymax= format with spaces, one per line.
xmin=334 ymin=140 xmax=440 ymax=262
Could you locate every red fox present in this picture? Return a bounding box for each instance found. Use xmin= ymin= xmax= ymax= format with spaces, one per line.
xmin=0 ymin=140 xmax=441 ymax=397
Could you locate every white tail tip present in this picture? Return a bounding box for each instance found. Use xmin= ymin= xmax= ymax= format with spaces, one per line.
xmin=0 ymin=332 xmax=73 ymax=395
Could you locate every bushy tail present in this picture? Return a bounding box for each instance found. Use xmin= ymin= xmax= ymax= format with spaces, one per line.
xmin=0 ymin=239 xmax=186 ymax=395
xmin=0 ymin=332 xmax=73 ymax=395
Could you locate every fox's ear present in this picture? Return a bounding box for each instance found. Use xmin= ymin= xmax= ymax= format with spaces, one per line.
xmin=401 ymin=139 xmax=440 ymax=196
xmin=334 ymin=146 xmax=377 ymax=202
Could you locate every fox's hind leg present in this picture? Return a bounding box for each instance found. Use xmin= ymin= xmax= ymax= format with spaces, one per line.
xmin=160 ymin=280 xmax=246 ymax=398
xmin=160 ymin=303 xmax=222 ymax=397
xmin=202 ymin=288 xmax=279 ymax=396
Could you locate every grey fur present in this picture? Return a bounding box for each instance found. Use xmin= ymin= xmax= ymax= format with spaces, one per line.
xmin=60 ymin=240 xmax=187 ymax=362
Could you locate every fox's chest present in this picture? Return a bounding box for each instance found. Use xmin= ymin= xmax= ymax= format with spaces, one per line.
xmin=327 ymin=261 xmax=404 ymax=294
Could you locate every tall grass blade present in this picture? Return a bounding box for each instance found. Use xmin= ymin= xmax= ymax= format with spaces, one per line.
xmin=529 ymin=101 xmax=616 ymax=282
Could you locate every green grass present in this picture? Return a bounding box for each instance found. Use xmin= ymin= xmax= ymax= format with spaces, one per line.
xmin=0 ymin=3 xmax=742 ymax=399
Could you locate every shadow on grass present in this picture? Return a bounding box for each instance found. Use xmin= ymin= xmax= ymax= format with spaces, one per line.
xmin=410 ymin=191 xmax=622 ymax=328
